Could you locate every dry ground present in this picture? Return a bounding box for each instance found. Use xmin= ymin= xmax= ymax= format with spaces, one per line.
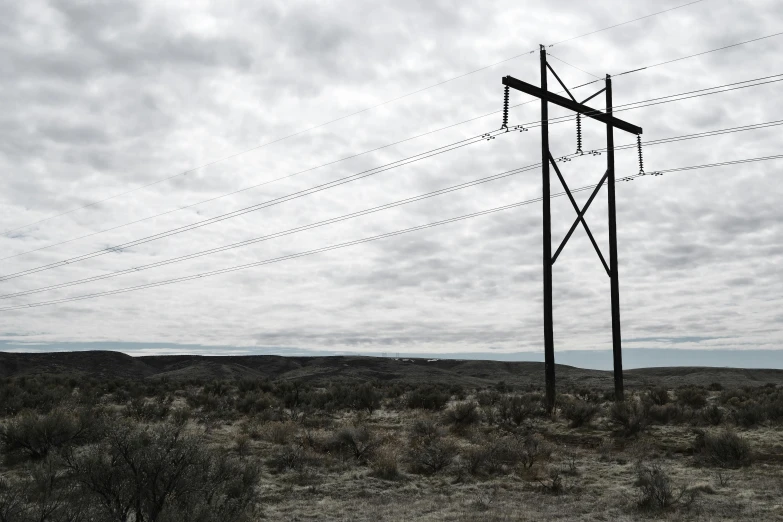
xmin=1 ymin=372 xmax=782 ymax=521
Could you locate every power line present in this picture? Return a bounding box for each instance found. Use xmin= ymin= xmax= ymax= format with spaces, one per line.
xmin=6 ymin=117 xmax=783 ymax=300
xmin=521 ymin=73 xmax=783 ymax=130
xmin=0 ymin=165 xmax=546 ymax=299
xmin=5 ymin=71 xmax=781 ymax=266
xmin=0 ymin=1 xmax=712 ymax=237
xmin=3 ymin=152 xmax=781 ymax=313
xmin=547 ymin=0 xmax=709 ymax=48
xmin=573 ymin=29 xmax=783 ymax=88
xmin=0 ymin=129 xmax=510 ymax=282
xmin=3 ymin=72 xmax=781 ymax=281
xmin=546 ymin=53 xmax=602 ymax=79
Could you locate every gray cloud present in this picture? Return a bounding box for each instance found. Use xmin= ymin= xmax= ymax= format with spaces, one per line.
xmin=0 ymin=0 xmax=781 ymax=358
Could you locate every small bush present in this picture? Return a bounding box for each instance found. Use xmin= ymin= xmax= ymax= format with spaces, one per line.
xmin=268 ymin=444 xmax=307 ymax=472
xmin=677 ymin=387 xmax=708 ymax=409
xmin=235 ymin=434 xmax=251 ymax=458
xmin=609 ymin=400 xmax=649 ymax=437
xmin=635 ymin=462 xmax=691 ymax=510
xmin=407 ymin=437 xmax=457 ymax=474
xmin=497 ymin=394 xmax=542 ymax=426
xmin=369 ymin=445 xmax=400 ymax=480
xmin=562 ymin=400 xmax=599 ymax=428
xmin=519 ymin=434 xmax=551 ymax=469
xmin=410 ymin=418 xmax=444 ymax=440
xmin=647 ymin=387 xmax=670 ymax=406
xmin=732 ymin=401 xmax=766 ymax=427
xmin=701 ymin=404 xmax=725 ymax=426
xmin=125 ymin=396 xmax=170 ymax=421
xmin=693 ymin=429 xmax=752 ymax=468
xmin=331 ymin=426 xmax=378 ymax=463
xmin=265 ymin=421 xmax=297 ymax=445
xmin=0 ymin=409 xmax=97 ymax=461
xmin=444 ymin=402 xmax=480 ymax=431
xmin=406 ymin=387 xmax=450 ymax=411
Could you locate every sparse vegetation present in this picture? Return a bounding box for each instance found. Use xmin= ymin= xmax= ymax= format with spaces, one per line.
xmin=693 ymin=429 xmax=753 ymax=468
xmin=0 ymin=355 xmax=781 ymax=520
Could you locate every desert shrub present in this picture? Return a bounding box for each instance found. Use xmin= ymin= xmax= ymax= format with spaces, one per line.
xmin=352 ymin=383 xmax=381 ymax=413
xmin=406 ymin=386 xmax=450 ymax=411
xmin=519 ymin=433 xmax=552 ymax=469
xmin=462 ymin=446 xmax=490 ymax=476
xmin=701 ymin=404 xmax=725 ymax=426
xmin=497 ymin=394 xmax=542 ymax=426
xmin=635 ymin=462 xmax=693 ymax=510
xmin=765 ymin=393 xmax=783 ymax=423
xmin=677 ymin=387 xmax=708 ymax=409
xmin=0 ymin=459 xmax=88 ymax=522
xmin=647 ymin=387 xmax=670 ymax=406
xmin=65 ymin=419 xmax=260 ymax=521
xmin=444 ymin=402 xmax=480 ymax=431
xmin=732 ymin=401 xmax=765 ymax=427
xmin=407 ymin=419 xmax=455 ymax=474
xmin=264 ymin=421 xmax=298 ymax=445
xmin=407 ymin=436 xmax=457 ymax=474
xmin=236 ymin=391 xmax=275 ymax=415
xmin=647 ymin=403 xmax=697 ymax=425
xmin=235 ymin=434 xmax=251 ymax=459
xmin=609 ymin=400 xmax=649 ymax=437
xmin=267 ymin=445 xmax=307 ymax=472
xmin=693 ymin=429 xmax=752 ymax=468
xmin=708 ymin=382 xmax=723 ymax=391
xmin=410 ymin=419 xmax=444 ymax=440
xmin=125 ymin=396 xmax=171 ymax=422
xmin=562 ymin=400 xmax=599 ymax=428
xmin=0 ymin=408 xmax=98 ymax=461
xmin=460 ymin=435 xmax=545 ymax=475
xmin=495 ymin=381 xmax=513 ymax=393
xmin=476 ymin=390 xmax=500 ymax=407
xmin=330 ymin=426 xmax=378 ymax=463
xmin=647 ymin=404 xmax=678 ymax=425
xmin=309 ymin=383 xmax=380 ymax=414
xmin=369 ymin=445 xmax=400 ymax=480
xmin=537 ymin=468 xmax=567 ymax=495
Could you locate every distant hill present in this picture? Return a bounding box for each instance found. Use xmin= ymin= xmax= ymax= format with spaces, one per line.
xmin=1 ymin=351 xmax=782 ymax=389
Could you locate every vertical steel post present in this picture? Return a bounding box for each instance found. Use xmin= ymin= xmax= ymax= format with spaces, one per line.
xmin=540 ymin=45 xmax=556 ymax=412
xmin=605 ymin=75 xmax=624 ymax=401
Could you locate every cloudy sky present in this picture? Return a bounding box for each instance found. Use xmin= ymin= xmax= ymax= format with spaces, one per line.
xmin=0 ymin=0 xmax=781 ymax=364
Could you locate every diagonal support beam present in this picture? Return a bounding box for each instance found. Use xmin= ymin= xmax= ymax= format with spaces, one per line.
xmin=503 ymin=75 xmax=642 ymax=135
xmin=546 ymin=62 xmax=576 ymax=102
xmin=549 ymin=156 xmax=611 ymax=276
xmin=581 ymin=87 xmax=606 ymax=105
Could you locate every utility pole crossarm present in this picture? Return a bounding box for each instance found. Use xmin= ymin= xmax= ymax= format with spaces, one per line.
xmin=502 ymin=75 xmax=643 ymax=135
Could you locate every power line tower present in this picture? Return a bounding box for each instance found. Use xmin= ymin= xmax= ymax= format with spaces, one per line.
xmin=502 ymin=45 xmax=643 ymax=411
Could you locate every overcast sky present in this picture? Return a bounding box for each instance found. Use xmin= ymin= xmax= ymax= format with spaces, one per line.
xmin=0 ymin=0 xmax=781 ymax=362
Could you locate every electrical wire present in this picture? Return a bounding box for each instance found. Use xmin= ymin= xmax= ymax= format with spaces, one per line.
xmin=546 ymin=54 xmax=602 ymax=79
xmin=2 ymin=151 xmax=781 ymax=313
xmin=573 ymin=29 xmax=783 ymax=88
xmin=0 ymin=164 xmax=546 ymax=299
xmin=4 ymin=23 xmax=773 ymax=247
xmin=5 ymin=118 xmax=783 ymax=299
xmin=546 ymin=0 xmax=709 ymax=48
xmin=0 ymin=128 xmax=510 ymax=282
xmin=5 ymin=71 xmax=781 ymax=266
xmin=6 ymin=116 xmax=783 ymax=300
xmin=1 ymin=2 xmax=709 ymax=237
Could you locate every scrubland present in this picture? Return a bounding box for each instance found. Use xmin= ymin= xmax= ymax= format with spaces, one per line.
xmin=1 ymin=373 xmax=782 ymax=521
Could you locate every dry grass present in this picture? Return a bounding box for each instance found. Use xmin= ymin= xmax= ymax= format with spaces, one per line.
xmin=1 ymin=375 xmax=782 ymax=520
